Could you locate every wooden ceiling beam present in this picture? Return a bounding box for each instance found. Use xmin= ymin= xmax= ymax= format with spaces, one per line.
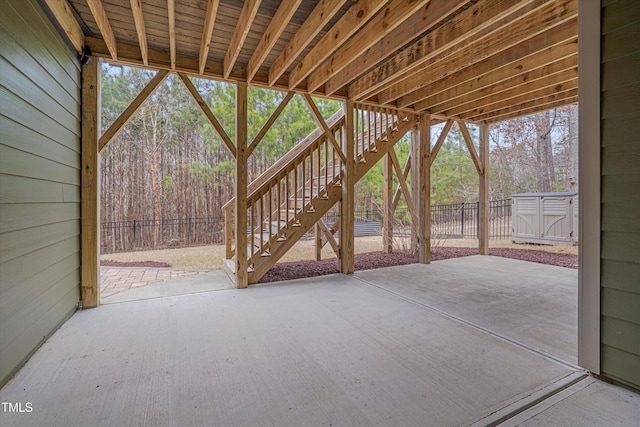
xmin=307 ymin=0 xmax=430 ymax=93
xmin=268 ymin=0 xmax=346 ymax=86
xmin=167 ymin=0 xmax=176 ymax=69
xmin=473 ymin=88 xmax=578 ymax=123
xmin=325 ymin=0 xmax=468 ymax=96
xmin=199 ymin=0 xmax=220 ymax=75
xmin=457 ymin=79 xmax=578 ymax=121
xmin=414 ymin=53 xmax=578 ymax=112
xmin=348 ymin=0 xmax=537 ymax=101
xmin=247 ymin=0 xmax=303 ymax=82
xmin=86 ymin=0 xmax=118 ymax=60
xmin=42 ymin=0 xmax=84 ymax=53
xmin=378 ymin=2 xmax=578 ymax=105
xmin=435 ymin=68 xmax=578 ymax=117
xmin=223 ymin=0 xmax=262 ymax=79
xmin=129 ymin=0 xmax=148 ymax=66
xmin=287 ymin=0 xmax=386 ymax=90
xmin=85 ymin=36 xmax=350 ymax=99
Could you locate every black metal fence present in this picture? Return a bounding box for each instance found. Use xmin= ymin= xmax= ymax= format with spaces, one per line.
xmin=101 ymin=199 xmax=512 ymax=254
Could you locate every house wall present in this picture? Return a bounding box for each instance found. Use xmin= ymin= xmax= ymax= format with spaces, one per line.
xmin=0 ymin=0 xmax=81 ymax=387
xmin=600 ymin=0 xmax=640 ymax=390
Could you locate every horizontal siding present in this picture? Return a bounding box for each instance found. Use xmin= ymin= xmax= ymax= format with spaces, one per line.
xmin=0 ymin=0 xmax=80 ymax=387
xmin=600 ymin=0 xmax=640 ymax=391
xmin=602 ymin=18 xmax=640 ymax=62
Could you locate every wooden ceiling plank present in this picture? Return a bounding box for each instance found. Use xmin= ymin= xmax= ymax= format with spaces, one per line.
xmin=287 ymin=0 xmax=386 ymax=90
xmin=42 ymin=0 xmax=84 ymax=52
xmin=199 ymin=0 xmax=220 ymax=75
xmin=306 ymin=0 xmax=430 ymax=93
xmin=325 ymin=0 xmax=468 ymax=96
xmin=248 ymin=91 xmax=295 ymax=155
xmin=378 ymin=2 xmax=578 ymax=105
xmin=457 ymin=79 xmax=578 ymax=120
xmin=168 ymin=0 xmax=176 ymax=69
xmin=436 ymin=68 xmax=578 ymax=117
xmin=247 ymin=0 xmax=303 ymax=82
xmin=268 ymin=0 xmax=347 ymax=86
xmin=178 ymin=73 xmax=236 ymax=158
xmin=349 ymin=0 xmax=536 ymax=101
xmin=414 ymin=53 xmax=578 ymax=112
xmin=476 ymin=89 xmax=578 ymax=123
xmin=86 ymin=0 xmax=118 ymax=60
xmin=129 ymin=0 xmax=148 ymax=65
xmin=223 ymin=0 xmax=262 ymax=79
xmin=99 ymin=70 xmax=169 ymax=152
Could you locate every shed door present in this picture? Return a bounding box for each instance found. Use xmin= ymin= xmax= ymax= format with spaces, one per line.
xmin=513 ymin=197 xmax=539 ymax=239
xmin=541 ymin=197 xmax=572 ymax=242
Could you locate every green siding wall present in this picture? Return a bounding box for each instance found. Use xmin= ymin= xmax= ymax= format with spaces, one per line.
xmin=0 ymin=0 xmax=81 ymax=387
xmin=600 ymin=0 xmax=640 ymax=391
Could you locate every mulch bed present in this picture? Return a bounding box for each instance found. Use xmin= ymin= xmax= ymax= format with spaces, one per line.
xmin=258 ymin=247 xmax=578 ymax=283
xmin=100 ymin=248 xmax=578 ymax=283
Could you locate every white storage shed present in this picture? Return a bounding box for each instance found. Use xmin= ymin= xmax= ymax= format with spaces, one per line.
xmin=512 ymin=192 xmax=578 ymax=245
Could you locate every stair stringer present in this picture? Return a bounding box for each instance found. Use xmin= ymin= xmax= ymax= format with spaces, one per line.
xmin=247 ymin=114 xmax=416 ymax=284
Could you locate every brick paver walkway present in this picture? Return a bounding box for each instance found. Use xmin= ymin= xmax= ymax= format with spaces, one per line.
xmin=100 ymin=267 xmax=204 ymax=298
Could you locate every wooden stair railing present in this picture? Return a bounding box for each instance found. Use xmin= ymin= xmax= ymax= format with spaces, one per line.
xmin=225 ymin=104 xmax=414 ymax=284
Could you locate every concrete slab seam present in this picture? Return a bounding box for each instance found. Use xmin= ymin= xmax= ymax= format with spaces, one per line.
xmin=351 ymin=275 xmax=584 ymax=372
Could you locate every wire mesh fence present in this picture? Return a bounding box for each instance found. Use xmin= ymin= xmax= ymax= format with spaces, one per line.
xmin=101 ymin=199 xmax=512 ymax=254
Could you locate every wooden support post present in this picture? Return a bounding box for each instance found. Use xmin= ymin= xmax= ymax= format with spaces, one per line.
xmin=410 ymin=124 xmax=419 ymax=252
xmin=81 ymin=58 xmax=101 ymax=308
xmin=383 ymin=152 xmax=393 ymax=253
xmin=417 ymin=114 xmax=431 ymax=263
xmin=479 ymin=123 xmax=490 ymax=255
xmin=339 ymin=99 xmax=355 ymax=274
xmin=235 ymin=81 xmax=248 ymax=288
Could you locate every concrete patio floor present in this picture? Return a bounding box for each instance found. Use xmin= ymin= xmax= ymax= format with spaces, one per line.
xmin=1 ymin=256 xmax=638 ymax=426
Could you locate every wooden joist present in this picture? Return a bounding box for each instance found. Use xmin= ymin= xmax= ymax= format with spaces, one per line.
xmin=268 ymin=0 xmax=346 ymax=86
xmin=307 ymin=0 xmax=429 ymax=93
xmin=129 ymin=0 xmax=148 ymax=66
xmin=224 ymin=0 xmax=261 ymax=79
xmin=42 ymin=0 xmax=84 ymax=52
xmin=247 ymin=0 xmax=302 ymax=82
xmin=348 ymin=0 xmax=531 ymax=101
xmin=378 ymin=4 xmax=578 ymax=105
xmin=287 ymin=0 xmax=385 ymax=90
xmin=86 ymin=0 xmax=118 ymax=60
xmin=167 ymin=0 xmax=176 ymax=69
xmin=199 ymin=0 xmax=220 ymax=75
xmin=409 ymin=46 xmax=578 ymax=111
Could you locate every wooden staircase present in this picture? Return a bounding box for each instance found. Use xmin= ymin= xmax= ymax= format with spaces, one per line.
xmin=223 ymin=104 xmax=415 ymax=284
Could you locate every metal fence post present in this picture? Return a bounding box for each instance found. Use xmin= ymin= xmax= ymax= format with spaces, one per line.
xmin=461 ymin=202 xmax=465 ymax=238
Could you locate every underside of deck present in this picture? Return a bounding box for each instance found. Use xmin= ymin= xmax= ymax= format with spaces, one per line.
xmin=1 ymin=257 xmax=638 ymax=426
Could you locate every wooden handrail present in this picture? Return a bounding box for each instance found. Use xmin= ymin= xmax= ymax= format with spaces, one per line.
xmin=222 ymin=109 xmax=345 ymax=209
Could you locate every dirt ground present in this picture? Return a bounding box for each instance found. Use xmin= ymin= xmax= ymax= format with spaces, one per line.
xmin=101 ymin=236 xmax=578 ymax=282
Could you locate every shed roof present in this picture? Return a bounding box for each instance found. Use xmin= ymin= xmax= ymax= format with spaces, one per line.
xmin=44 ymin=0 xmax=578 ymax=123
